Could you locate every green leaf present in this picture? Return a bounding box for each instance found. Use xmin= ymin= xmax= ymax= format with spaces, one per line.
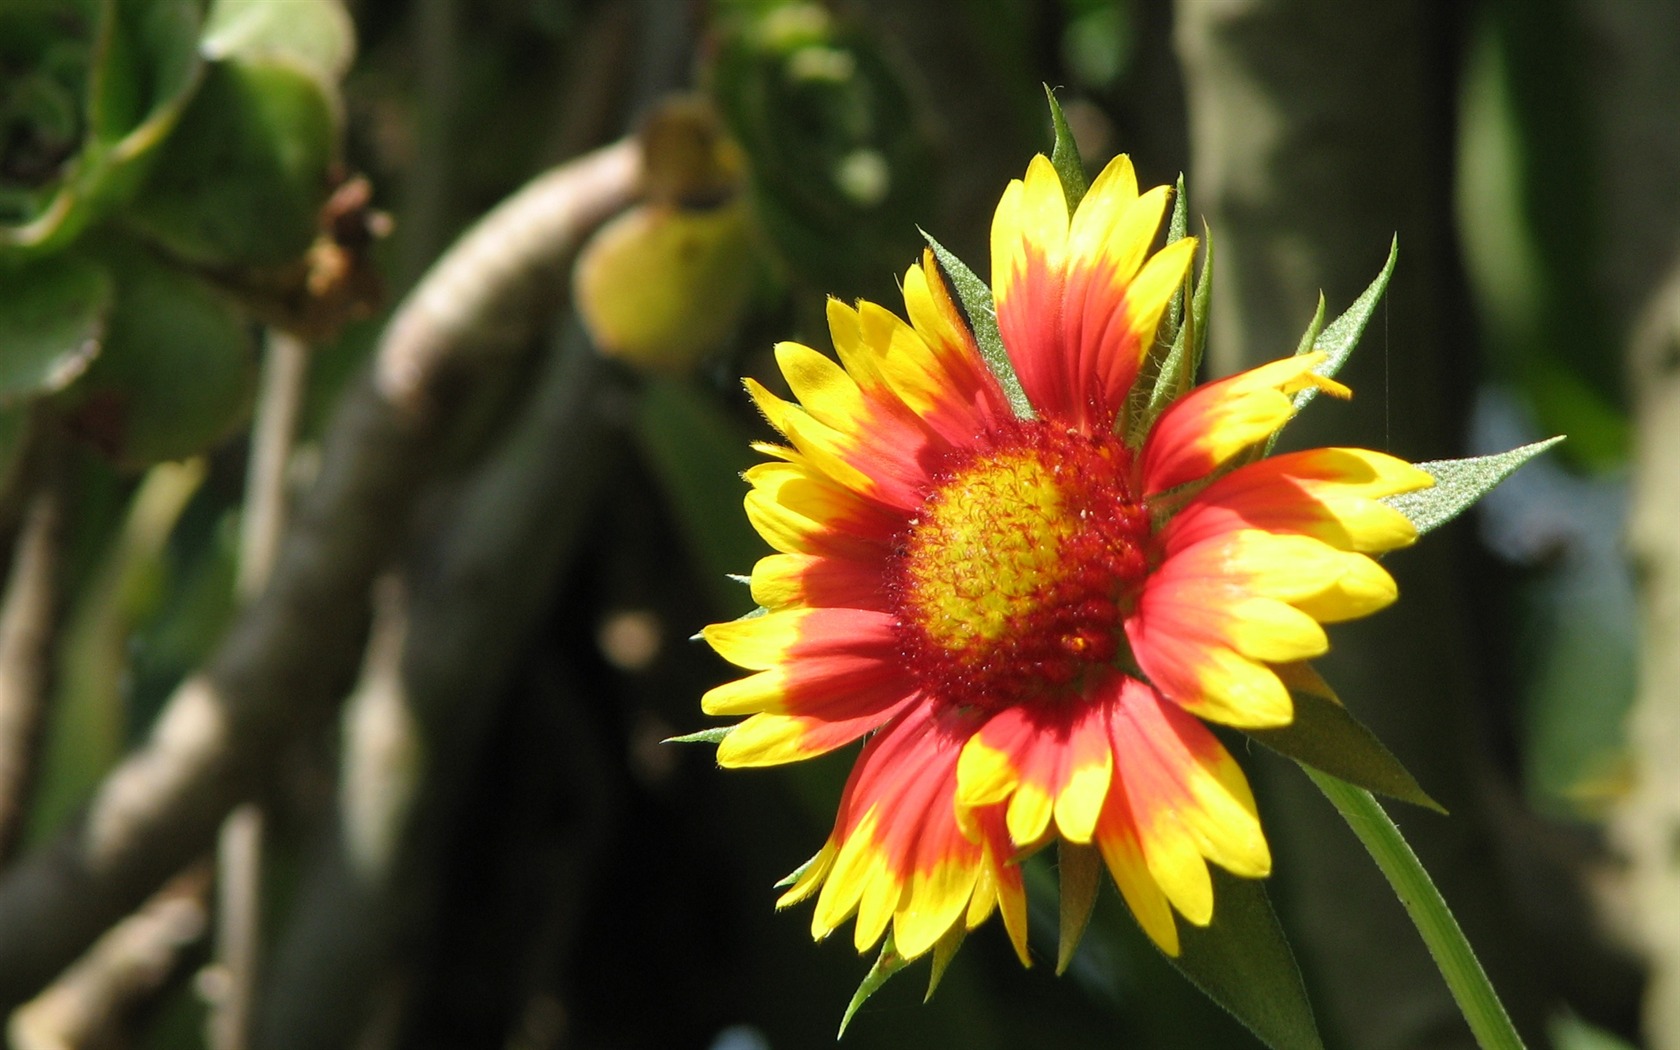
xmin=201 ymin=0 xmax=356 ymax=82
xmin=123 ymin=56 xmax=337 ymax=267
xmin=0 ymin=0 xmax=204 ymax=256
xmin=1294 ymin=236 xmax=1399 ymax=411
xmin=1165 ymin=870 xmax=1324 ymax=1050
xmin=0 ymin=254 xmax=111 ymax=403
xmin=664 ymin=725 xmax=735 ymax=745
xmin=923 ymin=230 xmax=1033 ymax=419
xmin=634 ymin=379 xmax=763 ymax=615
xmin=1247 ymin=689 xmax=1442 ymax=813
xmin=839 ymin=934 xmax=912 ymax=1038
xmin=1384 ymin=437 xmax=1564 ymax=537
xmin=57 ymin=245 xmax=255 ymax=469
xmin=1044 ymin=85 xmax=1087 ymax=213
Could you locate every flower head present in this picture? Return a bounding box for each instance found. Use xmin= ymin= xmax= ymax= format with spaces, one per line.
xmin=700 ymin=152 xmax=1432 ymax=965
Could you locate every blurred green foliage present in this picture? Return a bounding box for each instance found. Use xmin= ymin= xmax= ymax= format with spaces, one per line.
xmin=1 ymin=0 xmax=350 ymax=473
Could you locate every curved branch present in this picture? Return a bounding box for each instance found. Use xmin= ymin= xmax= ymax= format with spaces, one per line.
xmin=0 ymin=138 xmax=639 ymax=1015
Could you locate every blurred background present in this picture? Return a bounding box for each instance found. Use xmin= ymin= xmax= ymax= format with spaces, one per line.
xmin=0 ymin=0 xmax=1677 ymax=1047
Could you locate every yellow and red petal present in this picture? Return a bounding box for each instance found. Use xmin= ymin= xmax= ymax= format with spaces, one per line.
xmin=747 ymin=552 xmax=888 ymax=612
xmin=1166 ymin=447 xmax=1433 ymax=555
xmin=900 ymin=251 xmax=1015 ymax=434
xmin=1093 ymin=679 xmax=1268 ymax=947
xmin=742 ymin=459 xmax=897 ymax=560
xmin=717 ymin=699 xmax=917 ymax=768
xmin=748 ymin=369 xmax=928 ymax=513
xmin=702 ymin=607 xmax=898 ymax=673
xmin=991 ymin=154 xmax=1193 ymax=431
xmin=1141 ymin=353 xmax=1350 ymax=495
xmin=1093 ymin=781 xmax=1179 ymax=954
xmin=954 ymin=698 xmax=1118 ymax=849
xmin=802 ymin=704 xmax=1015 ymax=960
xmin=833 ymin=289 xmax=1010 ymax=448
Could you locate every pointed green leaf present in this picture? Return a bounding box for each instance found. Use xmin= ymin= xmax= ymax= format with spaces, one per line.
xmin=773 ymin=853 xmax=819 ymax=891
xmin=664 ymin=725 xmax=735 ymax=746
xmin=923 ymin=230 xmax=1032 ymax=419
xmin=1134 ymin=225 xmax=1212 ymax=442
xmin=1044 ymin=85 xmax=1087 ymax=213
xmin=0 ymin=255 xmax=111 ymax=403
xmin=1247 ymin=690 xmax=1442 ymax=813
xmin=1292 ymin=293 xmax=1327 ymax=358
xmin=1163 ymin=173 xmax=1190 ymax=335
xmin=1385 ymin=437 xmax=1564 ymax=537
xmin=1190 ymin=221 xmax=1213 ymax=367
xmin=839 ymin=934 xmax=911 ymax=1037
xmin=1057 ymin=841 xmax=1102 ymax=974
xmin=1165 ymin=870 xmax=1324 ymax=1050
xmin=925 ymin=925 xmax=965 ymax=1001
xmin=1294 ymin=236 xmax=1399 ymax=411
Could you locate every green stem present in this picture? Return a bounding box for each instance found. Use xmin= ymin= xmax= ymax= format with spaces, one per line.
xmin=1306 ymin=769 xmax=1527 ymax=1050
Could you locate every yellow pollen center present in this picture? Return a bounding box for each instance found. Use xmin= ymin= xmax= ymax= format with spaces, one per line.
xmin=892 ymin=424 xmax=1151 ymax=709
xmin=907 ymin=453 xmax=1075 ymax=648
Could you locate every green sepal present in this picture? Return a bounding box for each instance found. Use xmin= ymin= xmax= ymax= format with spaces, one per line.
xmin=1164 ymin=870 xmax=1324 ymax=1050
xmin=0 ymin=253 xmax=111 ymax=403
xmin=1293 ymin=236 xmax=1399 ymax=411
xmin=687 ymin=602 xmax=766 ymax=642
xmin=925 ymin=924 xmax=965 ymax=1001
xmin=1163 ymin=173 xmax=1190 ymax=335
xmin=664 ymin=725 xmax=735 ymax=746
xmin=1246 ymin=684 xmax=1443 ymax=813
xmin=922 ymin=230 xmax=1033 ymax=420
xmin=1292 ymin=293 xmax=1327 ymax=358
xmin=1132 ymin=221 xmax=1211 ymax=445
xmin=1056 ymin=840 xmax=1102 ymax=975
xmin=1384 ymin=437 xmax=1565 ymax=537
xmin=839 ymin=934 xmax=912 ymax=1038
xmin=773 ymin=853 xmax=819 ymax=891
xmin=1044 ymin=85 xmax=1087 ymax=213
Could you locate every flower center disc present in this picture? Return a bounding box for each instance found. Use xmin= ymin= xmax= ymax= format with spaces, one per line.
xmin=891 ymin=424 xmax=1151 ymax=710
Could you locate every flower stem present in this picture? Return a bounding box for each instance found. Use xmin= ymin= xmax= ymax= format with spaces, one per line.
xmin=1305 ymin=768 xmax=1527 ymax=1050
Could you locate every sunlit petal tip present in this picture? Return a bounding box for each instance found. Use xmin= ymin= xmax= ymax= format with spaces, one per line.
xmin=954 ymin=734 xmax=1022 ymax=810
xmin=776 ymin=845 xmax=836 ymax=909
xmin=1082 ymin=152 xmax=1139 ymax=207
xmin=1005 ymin=783 xmax=1055 ymax=848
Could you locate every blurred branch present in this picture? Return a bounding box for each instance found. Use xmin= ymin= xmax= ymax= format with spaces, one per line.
xmin=209 ymin=328 xmax=314 ymax=1050
xmin=1615 ymin=257 xmax=1680 ymax=1049
xmin=0 ymin=426 xmax=67 ymax=866
xmin=255 ymin=322 xmax=629 ymax=1049
xmin=7 ymin=864 xmax=212 ymax=1050
xmin=0 ymin=138 xmax=639 ymax=1017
